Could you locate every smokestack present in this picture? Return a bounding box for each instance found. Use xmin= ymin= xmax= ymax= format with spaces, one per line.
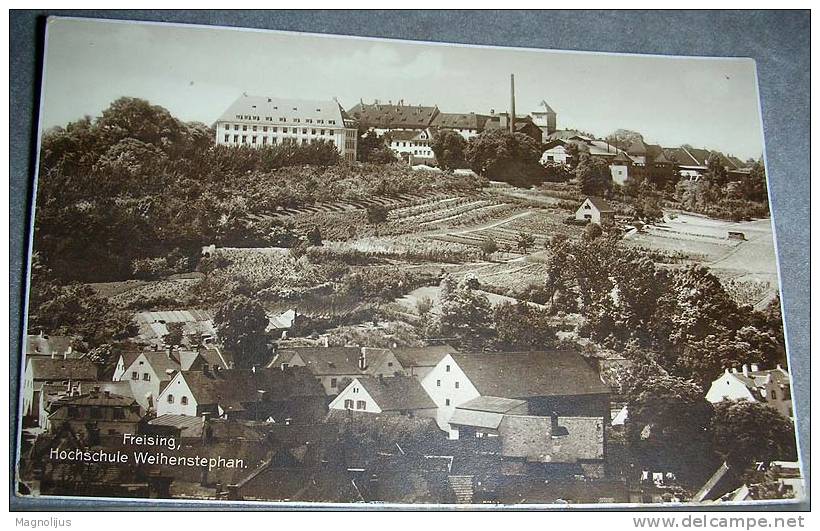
xmin=509 ymin=74 xmax=516 ymax=134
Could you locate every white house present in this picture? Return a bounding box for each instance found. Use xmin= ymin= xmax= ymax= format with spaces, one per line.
xmin=388 ymin=128 xmax=436 ymax=163
xmin=575 ymin=196 xmax=616 ymax=225
xmin=705 ymin=364 xmax=793 ymax=419
xmin=329 ymin=375 xmax=437 ymax=418
xmin=214 ymin=94 xmax=358 ymax=162
xmin=540 ymin=141 xmax=572 ymax=165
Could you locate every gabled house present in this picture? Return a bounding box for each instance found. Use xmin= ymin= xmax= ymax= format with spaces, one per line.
xmin=389 ymin=345 xmax=456 ymax=379
xmin=705 ymin=364 xmax=793 ymax=419
xmin=575 ymin=196 xmax=616 ymax=225
xmin=329 ymin=375 xmax=437 ymax=418
xmin=47 ymin=388 xmax=143 ymax=442
xmin=111 ymin=346 xmax=231 ymax=410
xmin=430 ymin=112 xmax=492 ymax=140
xmin=156 ymin=366 xmax=326 ymax=423
xmin=23 ymin=357 xmax=98 ymax=426
xmin=347 ymin=101 xmax=440 ymax=135
xmin=38 ymin=380 xmax=134 ymax=433
xmin=387 ymin=128 xmax=436 ymax=164
xmin=25 ymin=332 xmax=81 ymax=359
xmin=270 ymin=346 xmax=404 ymax=395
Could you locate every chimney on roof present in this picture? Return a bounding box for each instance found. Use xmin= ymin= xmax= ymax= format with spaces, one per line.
xmin=509 ymin=74 xmax=516 ymax=134
xmin=358 ymin=348 xmax=368 ymax=371
xmin=750 ymin=363 xmax=760 ymax=372
xmin=742 ymin=364 xmax=749 ymax=377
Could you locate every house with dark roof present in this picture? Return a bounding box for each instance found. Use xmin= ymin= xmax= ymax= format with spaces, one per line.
xmin=348 ymin=101 xmax=440 ymax=133
xmin=23 ymin=357 xmax=98 ymax=426
xmin=270 ymin=346 xmax=404 ymax=395
xmin=156 ymin=366 xmax=326 ymax=423
xmin=25 ymin=332 xmax=82 ymax=360
xmin=575 ymin=196 xmax=616 ymax=225
xmin=419 ymin=350 xmax=610 ymax=476
xmin=47 ymin=388 xmax=143 ymax=441
xmin=706 ymin=364 xmax=793 ymax=419
xmin=37 ymin=380 xmax=135 ymax=433
xmin=329 ymin=375 xmax=437 ymax=418
xmin=112 ymin=346 xmax=231 ymax=410
xmin=430 ymin=112 xmax=492 ymax=140
xmin=389 ymin=345 xmax=456 ymax=379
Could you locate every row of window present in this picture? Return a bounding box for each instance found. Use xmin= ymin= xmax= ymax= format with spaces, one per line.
xmin=222 ymin=135 xmax=336 ymax=147
xmin=166 ymin=394 xmax=189 ymax=405
xmin=436 ymin=379 xmax=460 ymax=389
xmin=225 ymin=123 xmax=339 ymax=135
xmin=229 ymin=116 xmax=337 ymax=125
xmin=343 ymin=399 xmax=367 ymax=410
xmin=131 ymin=371 xmax=150 ymax=381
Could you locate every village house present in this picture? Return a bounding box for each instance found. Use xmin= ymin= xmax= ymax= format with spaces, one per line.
xmin=705 ymin=364 xmax=793 ymax=419
xmin=410 ymin=351 xmax=610 ymax=478
xmin=25 ymin=332 xmax=81 ymax=359
xmin=23 ymin=357 xmax=98 ymax=427
xmin=430 ymin=112 xmax=492 ymax=140
xmin=270 ymin=346 xmax=405 ymax=395
xmin=389 ymin=345 xmax=457 ymax=379
xmin=156 ymin=365 xmax=326 ymax=423
xmin=328 ymin=375 xmax=437 ymax=418
xmin=214 ymin=94 xmax=358 ymax=162
xmin=38 ymin=380 xmax=134 ymax=433
xmin=387 ymin=128 xmax=436 ymax=164
xmin=112 ymin=346 xmax=231 ymax=410
xmin=575 ymin=196 xmax=616 ymax=225
xmin=530 ymin=100 xmax=558 ymax=137
xmin=47 ymin=387 xmax=143 ymax=442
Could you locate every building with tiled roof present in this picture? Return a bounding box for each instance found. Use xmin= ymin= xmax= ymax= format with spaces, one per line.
xmin=575 ymin=196 xmax=616 ymax=225
xmin=112 ymin=346 xmax=231 ymax=410
xmin=25 ymin=332 xmax=81 ymax=359
xmin=706 ymin=364 xmax=793 ymax=419
xmin=214 ymin=94 xmax=358 ymax=162
xmin=157 ymin=366 xmax=326 ymax=422
xmin=47 ymin=388 xmax=143 ymax=440
xmin=389 ymin=345 xmax=456 ymax=378
xmin=23 ymin=357 xmax=98 ymax=426
xmin=347 ymin=101 xmax=439 ymax=133
xmin=431 ymin=112 xmax=492 ymax=140
xmin=387 ymin=127 xmax=436 ymax=163
xmin=270 ymin=346 xmax=404 ymax=395
xmin=329 ymin=375 xmax=437 ymax=417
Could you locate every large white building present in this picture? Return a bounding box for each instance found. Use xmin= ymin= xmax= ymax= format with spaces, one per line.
xmin=214 ymin=94 xmax=358 ymax=162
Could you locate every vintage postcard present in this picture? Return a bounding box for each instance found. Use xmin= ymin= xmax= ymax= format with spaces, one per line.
xmin=16 ymin=16 xmax=803 ymax=507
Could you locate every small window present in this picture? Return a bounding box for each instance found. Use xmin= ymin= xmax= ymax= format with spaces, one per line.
xmin=131 ymin=372 xmax=138 ymax=381
xmin=181 ymin=396 xmax=188 ymax=405
xmin=143 ymin=373 xmax=150 ymax=381
xmin=455 ymin=381 xmax=460 ymax=389
xmin=344 ymin=399 xmax=354 ymax=409
xmin=356 ymin=400 xmax=366 ymax=410
xmin=437 ymin=380 xmax=441 ymax=387
xmin=112 ymin=408 xmax=125 ymax=420
xmin=331 ymin=378 xmax=338 ymax=388
xmin=445 ymin=399 xmax=451 ymax=406
xmin=446 ymin=365 xmax=451 ymax=372
xmin=167 ymin=394 xmax=174 ymax=404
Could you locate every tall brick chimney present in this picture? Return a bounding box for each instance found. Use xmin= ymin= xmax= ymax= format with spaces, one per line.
xmin=509 ymin=74 xmax=516 ymax=134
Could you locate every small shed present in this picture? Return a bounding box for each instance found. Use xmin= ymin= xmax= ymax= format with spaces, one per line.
xmin=575 ymin=197 xmax=615 ymax=225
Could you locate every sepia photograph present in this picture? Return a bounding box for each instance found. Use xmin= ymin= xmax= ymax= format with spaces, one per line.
xmin=13 ymin=15 xmax=805 ymax=507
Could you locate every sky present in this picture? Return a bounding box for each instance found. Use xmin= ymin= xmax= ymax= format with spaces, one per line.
xmin=42 ymin=17 xmax=765 ymax=160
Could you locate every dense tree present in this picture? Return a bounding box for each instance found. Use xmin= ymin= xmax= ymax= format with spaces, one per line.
xmin=465 ymin=129 xmax=544 ymax=187
xmin=494 ymin=301 xmax=557 ymax=350
xmin=576 ymin=155 xmax=613 ymax=197
xmin=479 ymin=237 xmax=499 ymax=260
xmin=357 ymin=128 xmax=397 ymax=164
xmin=438 ymin=279 xmax=493 ymax=345
xmin=741 ymin=160 xmax=768 ymax=203
xmin=430 ymin=129 xmax=467 ymax=170
xmin=625 ymin=375 xmax=717 ymax=486
xmin=213 ymin=295 xmax=270 ymax=369
xmin=164 ymin=322 xmax=184 ymax=347
xmin=710 ymin=400 xmax=797 ymax=469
